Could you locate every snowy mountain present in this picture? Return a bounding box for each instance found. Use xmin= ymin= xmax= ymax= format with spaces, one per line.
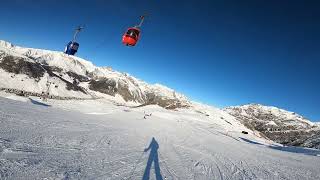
xmin=224 ymin=104 xmax=320 ymax=149
xmin=1 ymin=40 xmax=319 ymax=150
xmin=0 ymin=39 xmax=249 ymax=132
xmin=0 ymin=40 xmax=189 ymax=109
xmin=1 ymin=41 xmax=320 ymax=179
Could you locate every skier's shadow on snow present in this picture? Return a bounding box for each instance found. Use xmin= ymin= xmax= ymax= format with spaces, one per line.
xmin=29 ymin=98 xmax=51 ymax=107
xmin=142 ymin=137 xmax=163 ymax=180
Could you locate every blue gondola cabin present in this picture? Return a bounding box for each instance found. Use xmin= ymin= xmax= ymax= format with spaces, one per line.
xmin=64 ymin=41 xmax=79 ymax=55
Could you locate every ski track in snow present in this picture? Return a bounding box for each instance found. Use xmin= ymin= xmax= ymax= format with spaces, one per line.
xmin=1 ymin=97 xmax=320 ymax=180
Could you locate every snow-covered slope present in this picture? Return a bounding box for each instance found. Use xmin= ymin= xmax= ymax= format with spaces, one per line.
xmin=0 ymin=40 xmax=189 ymax=108
xmin=224 ymin=104 xmax=320 ymax=149
xmin=1 ymin=97 xmax=320 ymax=179
xmin=1 ymin=40 xmax=320 ymax=179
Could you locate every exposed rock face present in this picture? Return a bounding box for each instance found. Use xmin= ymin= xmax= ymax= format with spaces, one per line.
xmin=145 ymin=92 xmax=190 ymax=109
xmin=88 ymin=78 xmax=190 ymax=109
xmin=302 ymin=133 xmax=320 ymax=149
xmin=0 ymin=55 xmax=45 ymax=80
xmin=66 ymin=71 xmax=90 ymax=82
xmin=89 ymin=78 xmax=123 ymax=99
xmin=224 ymin=104 xmax=320 ymax=149
xmin=0 ymin=40 xmax=190 ymax=109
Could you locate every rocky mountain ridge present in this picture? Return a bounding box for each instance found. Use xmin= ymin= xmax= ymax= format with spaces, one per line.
xmin=1 ymin=40 xmax=319 ymax=149
xmin=224 ymin=104 xmax=320 ymax=149
xmin=0 ymin=40 xmax=190 ymax=109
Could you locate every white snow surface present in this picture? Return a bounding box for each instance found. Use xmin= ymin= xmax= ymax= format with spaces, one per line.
xmin=1 ymin=96 xmax=320 ymax=179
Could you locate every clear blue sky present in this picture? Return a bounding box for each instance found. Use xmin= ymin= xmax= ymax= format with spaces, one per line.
xmin=1 ymin=0 xmax=319 ymax=121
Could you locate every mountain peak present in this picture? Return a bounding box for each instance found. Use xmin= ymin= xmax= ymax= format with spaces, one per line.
xmin=0 ymin=40 xmax=190 ymax=109
xmin=0 ymin=40 xmax=14 ymax=48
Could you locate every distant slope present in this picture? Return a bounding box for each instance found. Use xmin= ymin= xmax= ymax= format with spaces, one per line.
xmin=224 ymin=104 xmax=320 ymax=149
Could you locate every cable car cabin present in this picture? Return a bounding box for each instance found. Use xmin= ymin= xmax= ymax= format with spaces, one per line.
xmin=122 ymin=28 xmax=141 ymax=46
xmin=64 ymin=41 xmax=80 ymax=55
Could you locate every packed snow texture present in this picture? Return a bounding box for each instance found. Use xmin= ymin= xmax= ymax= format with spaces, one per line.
xmin=1 ymin=96 xmax=320 ymax=180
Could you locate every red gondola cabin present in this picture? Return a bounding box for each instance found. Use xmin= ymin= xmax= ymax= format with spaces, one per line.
xmin=122 ymin=27 xmax=141 ymax=46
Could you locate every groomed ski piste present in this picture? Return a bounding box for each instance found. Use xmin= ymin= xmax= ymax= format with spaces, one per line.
xmin=1 ymin=92 xmax=320 ymax=180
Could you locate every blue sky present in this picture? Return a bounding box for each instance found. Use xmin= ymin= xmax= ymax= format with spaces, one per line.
xmin=1 ymin=0 xmax=319 ymax=121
